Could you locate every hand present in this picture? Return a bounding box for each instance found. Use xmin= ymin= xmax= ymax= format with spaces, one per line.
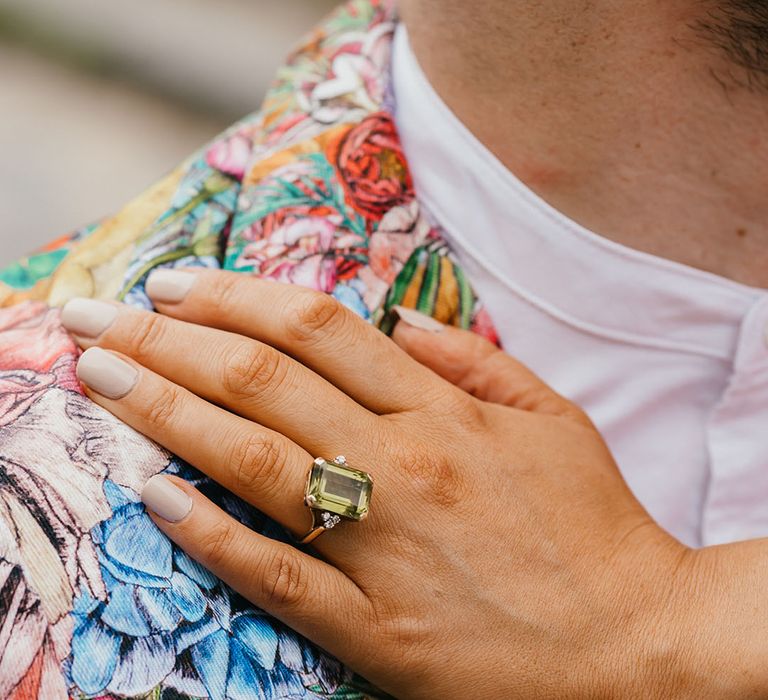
xmin=60 ymin=269 xmax=743 ymax=698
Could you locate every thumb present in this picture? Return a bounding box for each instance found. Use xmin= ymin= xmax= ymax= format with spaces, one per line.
xmin=390 ymin=306 xmax=591 ymax=424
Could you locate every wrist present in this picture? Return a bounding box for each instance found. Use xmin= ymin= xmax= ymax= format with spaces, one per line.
xmin=626 ymin=539 xmax=768 ymax=698
xmin=564 ymin=524 xmax=695 ymax=698
xmin=595 ymin=529 xmax=732 ymax=699
xmin=674 ymin=541 xmax=768 ymax=697
xmin=609 ymin=533 xmax=697 ymax=698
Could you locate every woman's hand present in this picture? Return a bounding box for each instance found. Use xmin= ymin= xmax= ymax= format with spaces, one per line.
xmin=61 ymin=268 xmax=728 ymax=698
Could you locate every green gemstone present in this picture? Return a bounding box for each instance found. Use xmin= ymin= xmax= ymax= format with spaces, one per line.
xmin=305 ymin=457 xmax=373 ymax=521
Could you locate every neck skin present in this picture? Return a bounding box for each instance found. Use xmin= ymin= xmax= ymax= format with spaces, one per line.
xmin=399 ymin=1 xmax=768 ymax=288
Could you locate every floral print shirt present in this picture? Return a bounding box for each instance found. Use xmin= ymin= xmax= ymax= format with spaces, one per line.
xmin=0 ymin=2 xmax=495 ymax=698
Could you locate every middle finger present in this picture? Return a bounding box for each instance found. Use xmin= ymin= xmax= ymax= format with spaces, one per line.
xmin=61 ymin=299 xmax=382 ymax=463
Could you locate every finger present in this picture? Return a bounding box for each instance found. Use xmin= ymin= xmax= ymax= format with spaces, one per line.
xmin=143 ymin=268 xmax=443 ymax=414
xmin=75 ymin=346 xmax=316 ymax=535
xmin=141 ymin=474 xmax=370 ymax=662
xmin=391 ymin=307 xmax=592 ymax=425
xmin=62 ymin=298 xmax=381 ymax=462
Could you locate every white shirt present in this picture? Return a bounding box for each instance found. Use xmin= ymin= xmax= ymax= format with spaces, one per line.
xmin=392 ymin=25 xmax=768 ymax=549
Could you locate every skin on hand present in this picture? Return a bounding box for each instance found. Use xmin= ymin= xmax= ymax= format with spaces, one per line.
xmin=60 ymin=268 xmax=759 ymax=699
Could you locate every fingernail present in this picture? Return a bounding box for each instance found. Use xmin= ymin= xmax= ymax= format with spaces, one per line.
xmin=142 ymin=475 xmax=193 ymax=523
xmin=146 ymin=269 xmax=197 ymax=304
xmin=392 ymin=306 xmax=444 ymax=333
xmin=76 ymin=347 xmax=138 ymax=399
xmin=61 ymin=298 xmax=118 ymax=338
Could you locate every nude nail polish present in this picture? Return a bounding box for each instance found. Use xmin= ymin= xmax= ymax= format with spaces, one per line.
xmin=142 ymin=475 xmax=193 ymax=522
xmin=76 ymin=347 xmax=138 ymax=399
xmin=392 ymin=305 xmax=444 ymax=332
xmin=61 ymin=298 xmax=118 ymax=338
xmin=146 ymin=269 xmax=197 ymax=304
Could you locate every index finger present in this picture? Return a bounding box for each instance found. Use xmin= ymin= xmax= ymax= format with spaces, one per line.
xmin=144 ymin=268 xmax=442 ymax=415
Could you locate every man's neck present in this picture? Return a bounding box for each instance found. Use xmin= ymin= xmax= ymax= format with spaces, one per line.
xmin=400 ymin=1 xmax=768 ymax=287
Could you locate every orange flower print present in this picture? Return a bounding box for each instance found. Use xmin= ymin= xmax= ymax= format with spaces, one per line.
xmin=328 ymin=113 xmax=414 ymax=220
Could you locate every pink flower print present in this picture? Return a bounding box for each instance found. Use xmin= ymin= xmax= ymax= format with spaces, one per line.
xmin=367 ymin=202 xmax=426 ymax=284
xmin=0 ymin=302 xmax=78 ymax=376
xmin=238 ymin=213 xmax=343 ymax=293
xmin=266 ymin=254 xmax=338 ymax=292
xmin=275 ymin=215 xmax=338 ymax=250
xmin=206 ymin=131 xmax=253 ymax=180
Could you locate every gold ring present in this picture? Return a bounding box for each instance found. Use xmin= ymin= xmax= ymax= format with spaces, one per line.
xmin=299 ymin=456 xmax=373 ymax=544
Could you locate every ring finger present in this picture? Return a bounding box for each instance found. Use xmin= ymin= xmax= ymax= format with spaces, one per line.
xmin=75 ymin=346 xmax=378 ymax=554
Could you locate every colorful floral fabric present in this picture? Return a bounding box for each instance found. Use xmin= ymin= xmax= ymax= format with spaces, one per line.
xmin=0 ymin=1 xmax=496 ymax=698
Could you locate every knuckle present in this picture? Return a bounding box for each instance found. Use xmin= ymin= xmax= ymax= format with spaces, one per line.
xmin=222 ymin=342 xmax=285 ymax=401
xmin=260 ymin=549 xmax=308 ymax=609
xmin=143 ymin=385 xmax=183 ymax=431
xmin=568 ymin=407 xmax=596 ymax=430
xmin=428 ymin=382 xmax=479 ymax=421
xmin=380 ymin=617 xmax=431 ymax=665
xmin=228 ymin=432 xmax=285 ymax=500
xmin=283 ymin=291 xmax=347 ymax=345
xmin=204 ymin=272 xmax=241 ymax=312
xmin=400 ymin=442 xmax=462 ymax=508
xmin=197 ymin=519 xmax=237 ymax=571
xmin=130 ymin=313 xmax=168 ymax=361
xmin=552 ymin=396 xmax=594 ymax=427
xmin=368 ymin=601 xmax=434 ymax=675
xmin=450 ymin=389 xmax=487 ymax=428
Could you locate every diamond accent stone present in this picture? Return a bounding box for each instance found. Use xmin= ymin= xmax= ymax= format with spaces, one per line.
xmin=321 ymin=512 xmax=342 ymax=529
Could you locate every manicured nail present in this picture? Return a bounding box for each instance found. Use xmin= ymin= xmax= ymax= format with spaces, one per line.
xmin=76 ymin=347 xmax=138 ymax=399
xmin=392 ymin=306 xmax=444 ymax=333
xmin=146 ymin=269 xmax=197 ymax=304
xmin=142 ymin=475 xmax=193 ymax=523
xmin=61 ymin=298 xmax=118 ymax=338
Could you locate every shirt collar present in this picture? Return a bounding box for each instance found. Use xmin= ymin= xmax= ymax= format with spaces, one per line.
xmin=392 ymin=25 xmax=762 ymax=361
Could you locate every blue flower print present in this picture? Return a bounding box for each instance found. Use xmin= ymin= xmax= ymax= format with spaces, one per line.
xmin=67 ymin=462 xmax=350 ymax=699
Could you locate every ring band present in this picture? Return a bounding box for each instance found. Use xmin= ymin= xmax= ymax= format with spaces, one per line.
xmin=300 ymin=456 xmax=373 ymax=544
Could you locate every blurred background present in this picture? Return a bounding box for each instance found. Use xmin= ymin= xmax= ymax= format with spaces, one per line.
xmin=0 ymin=0 xmax=338 ymax=268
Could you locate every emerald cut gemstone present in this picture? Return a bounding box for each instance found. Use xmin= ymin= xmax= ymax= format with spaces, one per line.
xmin=305 ymin=457 xmax=373 ymax=521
